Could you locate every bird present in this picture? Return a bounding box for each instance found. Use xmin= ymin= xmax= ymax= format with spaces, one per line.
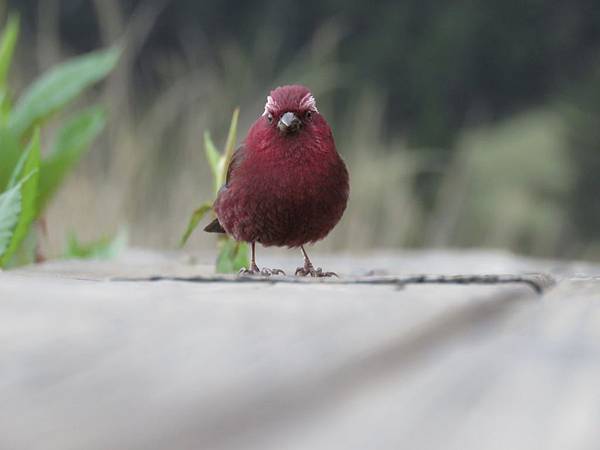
xmin=204 ymin=85 xmax=349 ymax=277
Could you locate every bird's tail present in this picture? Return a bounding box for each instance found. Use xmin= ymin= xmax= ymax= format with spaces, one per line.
xmin=204 ymin=218 xmax=226 ymax=233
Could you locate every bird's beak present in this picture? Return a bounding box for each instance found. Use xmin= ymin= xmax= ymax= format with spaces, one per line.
xmin=278 ymin=112 xmax=301 ymax=135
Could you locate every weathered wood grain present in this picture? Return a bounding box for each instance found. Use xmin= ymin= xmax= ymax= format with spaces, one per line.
xmin=1 ymin=250 xmax=599 ymax=450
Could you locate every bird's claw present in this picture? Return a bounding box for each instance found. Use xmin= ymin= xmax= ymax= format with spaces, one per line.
xmin=239 ymin=263 xmax=260 ymax=276
xmin=239 ymin=266 xmax=285 ymax=277
xmin=295 ymin=265 xmax=338 ymax=278
xmin=260 ymin=268 xmax=286 ymax=276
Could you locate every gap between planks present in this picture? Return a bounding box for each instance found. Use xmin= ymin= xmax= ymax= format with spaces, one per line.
xmin=111 ymin=273 xmax=556 ymax=295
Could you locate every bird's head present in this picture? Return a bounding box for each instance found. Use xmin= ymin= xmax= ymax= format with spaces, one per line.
xmin=261 ymin=85 xmax=321 ymax=137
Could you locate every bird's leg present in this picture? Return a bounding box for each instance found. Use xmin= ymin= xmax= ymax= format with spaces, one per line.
xmin=239 ymin=242 xmax=260 ymax=275
xmin=239 ymin=242 xmax=285 ymax=276
xmin=295 ymin=246 xmax=338 ymax=278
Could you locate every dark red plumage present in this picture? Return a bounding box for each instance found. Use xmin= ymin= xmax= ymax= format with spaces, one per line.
xmin=205 ymin=85 xmax=349 ymax=276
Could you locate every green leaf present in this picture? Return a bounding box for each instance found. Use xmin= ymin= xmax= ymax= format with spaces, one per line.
xmin=0 ymin=15 xmax=19 ymax=90
xmin=7 ymin=131 xmax=35 ymax=189
xmin=217 ymin=108 xmax=239 ymax=188
xmin=0 ymin=125 xmax=20 ymax=189
xmin=203 ymin=131 xmax=221 ymax=194
xmin=8 ymin=46 xmax=120 ymax=137
xmin=38 ymin=107 xmax=106 ymax=212
xmin=216 ymin=238 xmax=249 ymax=274
xmin=223 ymin=108 xmax=240 ymax=163
xmin=183 ymin=108 xmax=243 ymax=273
xmin=179 ymin=202 xmax=213 ymax=247
xmin=0 ymin=88 xmax=13 ymax=124
xmin=231 ymin=241 xmax=250 ymax=272
xmin=63 ymin=228 xmax=127 ymax=260
xmin=0 ymin=130 xmax=40 ymax=267
xmin=7 ymin=226 xmax=37 ymax=268
xmin=0 ymin=179 xmax=22 ymax=258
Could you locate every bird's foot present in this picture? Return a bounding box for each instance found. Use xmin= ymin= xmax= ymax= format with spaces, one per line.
xmin=260 ymin=267 xmax=286 ymax=276
xmin=239 ymin=264 xmax=285 ymax=277
xmin=295 ymin=263 xmax=338 ymax=278
xmin=239 ymin=263 xmax=260 ymax=276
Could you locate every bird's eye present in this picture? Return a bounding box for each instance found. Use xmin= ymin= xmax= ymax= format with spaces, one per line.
xmin=305 ymin=110 xmax=313 ymax=120
xmin=267 ymin=113 xmax=273 ymax=123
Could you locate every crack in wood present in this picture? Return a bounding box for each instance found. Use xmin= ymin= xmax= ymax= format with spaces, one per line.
xmin=111 ymin=273 xmax=555 ymax=294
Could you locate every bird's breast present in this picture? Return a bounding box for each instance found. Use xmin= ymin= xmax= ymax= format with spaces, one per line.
xmin=216 ymin=144 xmax=349 ymax=247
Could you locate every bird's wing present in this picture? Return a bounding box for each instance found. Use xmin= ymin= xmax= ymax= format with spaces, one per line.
xmin=203 ymin=145 xmax=246 ymax=234
xmin=224 ymin=145 xmax=245 ymax=187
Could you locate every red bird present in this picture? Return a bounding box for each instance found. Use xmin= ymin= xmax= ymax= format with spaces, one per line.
xmin=204 ymin=85 xmax=349 ymax=277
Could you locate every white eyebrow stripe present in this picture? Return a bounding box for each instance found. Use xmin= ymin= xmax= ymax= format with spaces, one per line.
xmin=263 ymin=95 xmax=278 ymax=116
xmin=299 ymin=93 xmax=318 ymax=112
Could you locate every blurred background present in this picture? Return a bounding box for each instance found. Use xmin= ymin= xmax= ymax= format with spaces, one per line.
xmin=5 ymin=0 xmax=600 ymax=260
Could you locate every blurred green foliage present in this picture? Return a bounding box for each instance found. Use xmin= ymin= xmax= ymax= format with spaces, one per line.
xmin=562 ymin=66 xmax=600 ymax=256
xmin=6 ymin=1 xmax=600 ymax=258
xmin=436 ymin=111 xmax=572 ymax=255
xmin=180 ymin=109 xmax=250 ymax=273
xmin=13 ymin=0 xmax=597 ymax=146
xmin=0 ymin=130 xmax=40 ymax=267
xmin=63 ymin=229 xmax=127 ymax=260
xmin=0 ymin=143 xmax=38 ymax=263
xmin=0 ymin=15 xmax=120 ymax=268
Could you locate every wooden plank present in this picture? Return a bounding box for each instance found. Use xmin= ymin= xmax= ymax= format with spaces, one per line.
xmin=0 ymin=251 xmax=598 ymax=450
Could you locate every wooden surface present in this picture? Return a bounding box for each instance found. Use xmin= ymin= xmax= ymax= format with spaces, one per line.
xmin=1 ymin=249 xmax=599 ymax=450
